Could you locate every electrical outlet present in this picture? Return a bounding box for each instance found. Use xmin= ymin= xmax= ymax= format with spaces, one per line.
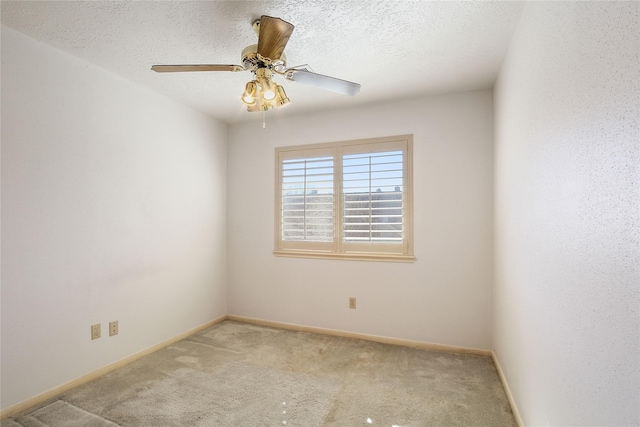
xmin=349 ymin=297 xmax=356 ymax=309
xmin=109 ymin=320 xmax=118 ymax=336
xmin=91 ymin=323 xmax=101 ymax=340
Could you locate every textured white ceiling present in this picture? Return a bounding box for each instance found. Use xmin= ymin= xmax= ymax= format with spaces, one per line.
xmin=1 ymin=1 xmax=524 ymax=124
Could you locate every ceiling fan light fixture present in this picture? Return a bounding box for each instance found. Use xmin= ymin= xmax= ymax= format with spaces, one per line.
xmin=262 ymin=88 xmax=276 ymax=101
xmin=256 ymin=69 xmax=276 ymax=102
xmin=276 ymin=85 xmax=290 ymax=107
xmin=241 ymin=81 xmax=257 ymax=105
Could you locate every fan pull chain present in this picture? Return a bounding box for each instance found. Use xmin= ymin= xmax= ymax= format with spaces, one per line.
xmin=262 ymin=110 xmax=266 ymax=129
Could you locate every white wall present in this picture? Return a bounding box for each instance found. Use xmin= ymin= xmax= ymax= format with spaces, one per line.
xmin=494 ymin=2 xmax=639 ymax=426
xmin=1 ymin=26 xmax=228 ymax=410
xmin=227 ymin=90 xmax=494 ymax=350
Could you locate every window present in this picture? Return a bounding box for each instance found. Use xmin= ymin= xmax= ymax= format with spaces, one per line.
xmin=275 ymin=135 xmax=414 ymax=262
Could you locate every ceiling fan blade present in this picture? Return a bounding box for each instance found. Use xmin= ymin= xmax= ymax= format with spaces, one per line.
xmin=286 ymin=70 xmax=361 ymax=96
xmin=151 ymin=64 xmax=244 ymax=72
xmin=257 ymin=16 xmax=294 ymax=60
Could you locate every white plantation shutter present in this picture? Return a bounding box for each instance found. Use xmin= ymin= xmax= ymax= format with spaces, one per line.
xmin=281 ymin=156 xmax=334 ymax=242
xmin=275 ymin=135 xmax=413 ymax=261
xmin=342 ymin=151 xmax=404 ymax=243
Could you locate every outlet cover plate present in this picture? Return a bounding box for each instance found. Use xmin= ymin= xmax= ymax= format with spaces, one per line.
xmin=91 ymin=323 xmax=101 ymax=340
xmin=349 ymin=297 xmax=356 ymax=309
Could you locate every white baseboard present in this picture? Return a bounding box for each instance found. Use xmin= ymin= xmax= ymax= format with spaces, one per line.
xmin=492 ymin=351 xmax=523 ymax=427
xmin=0 ymin=315 xmax=226 ymax=420
xmin=227 ymin=314 xmax=492 ymax=357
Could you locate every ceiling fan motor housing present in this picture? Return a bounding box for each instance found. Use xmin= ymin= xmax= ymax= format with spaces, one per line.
xmin=241 ymin=44 xmax=286 ymax=71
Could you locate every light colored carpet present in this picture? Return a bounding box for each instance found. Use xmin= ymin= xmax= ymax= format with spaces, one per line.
xmin=3 ymin=321 xmax=516 ymax=426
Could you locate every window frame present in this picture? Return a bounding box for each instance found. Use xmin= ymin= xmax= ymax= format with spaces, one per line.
xmin=274 ymin=135 xmax=414 ymax=262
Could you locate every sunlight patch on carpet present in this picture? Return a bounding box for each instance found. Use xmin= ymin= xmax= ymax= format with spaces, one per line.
xmin=15 ymin=400 xmax=118 ymax=427
xmin=104 ymin=362 xmax=340 ymax=425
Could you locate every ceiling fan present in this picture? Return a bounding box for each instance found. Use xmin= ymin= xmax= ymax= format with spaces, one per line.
xmin=151 ymin=15 xmax=361 ymax=113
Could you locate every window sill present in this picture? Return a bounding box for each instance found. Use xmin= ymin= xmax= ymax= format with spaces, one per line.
xmin=273 ymin=250 xmax=416 ymax=263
